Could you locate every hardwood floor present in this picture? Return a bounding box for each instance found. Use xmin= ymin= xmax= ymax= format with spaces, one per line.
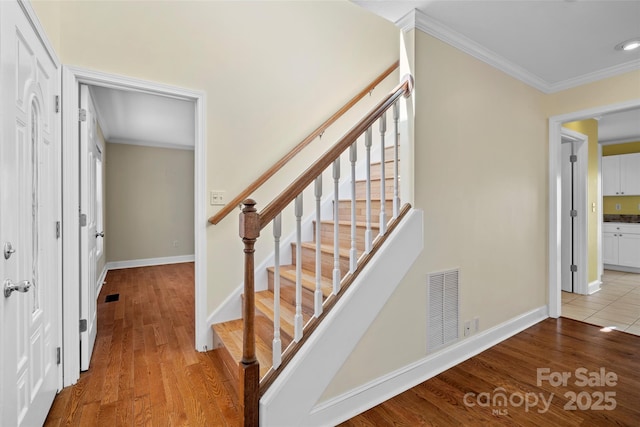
xmin=44 ymin=263 xmax=239 ymax=426
xmin=45 ymin=266 xmax=640 ymax=426
xmin=341 ymin=318 xmax=640 ymax=426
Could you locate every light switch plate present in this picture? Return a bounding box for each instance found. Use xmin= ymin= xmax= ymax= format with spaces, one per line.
xmin=210 ymin=190 xmax=226 ymax=206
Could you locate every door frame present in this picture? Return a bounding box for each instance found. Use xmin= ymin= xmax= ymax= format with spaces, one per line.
xmin=560 ymin=127 xmax=588 ymax=295
xmin=61 ymin=66 xmax=208 ymax=385
xmin=548 ymin=98 xmax=640 ymax=318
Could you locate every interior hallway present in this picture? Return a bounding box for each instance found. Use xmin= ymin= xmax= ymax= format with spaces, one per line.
xmin=562 ymin=270 xmax=640 ymax=336
xmin=44 ymin=263 xmax=239 ymax=426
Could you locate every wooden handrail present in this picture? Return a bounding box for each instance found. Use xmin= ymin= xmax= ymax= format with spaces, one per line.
xmin=208 ymin=61 xmax=400 ymax=225
xmin=258 ymin=74 xmax=413 ymax=229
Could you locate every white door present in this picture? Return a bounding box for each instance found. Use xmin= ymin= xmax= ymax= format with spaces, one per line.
xmin=79 ymin=85 xmax=100 ymax=371
xmin=560 ymin=141 xmax=576 ymax=293
xmin=0 ymin=1 xmax=61 ymax=425
xmin=618 ymin=233 xmax=640 ymax=268
xmin=602 ymin=232 xmax=618 ymax=265
xmin=620 ymin=153 xmax=640 ymax=196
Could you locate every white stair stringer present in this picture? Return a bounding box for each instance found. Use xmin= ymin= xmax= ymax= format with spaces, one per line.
xmin=259 ymin=209 xmax=424 ymax=427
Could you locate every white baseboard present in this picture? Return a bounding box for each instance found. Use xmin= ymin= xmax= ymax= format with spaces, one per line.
xmin=106 ymin=254 xmax=195 ymax=270
xmin=96 ymin=265 xmax=108 ymax=296
xmin=603 ymin=264 xmax=640 ymax=274
xmin=588 ymin=279 xmax=602 ymax=295
xmin=307 ymin=305 xmax=549 ymax=426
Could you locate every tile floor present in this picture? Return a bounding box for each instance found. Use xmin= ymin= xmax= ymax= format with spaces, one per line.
xmin=561 ymin=269 xmax=640 ymax=336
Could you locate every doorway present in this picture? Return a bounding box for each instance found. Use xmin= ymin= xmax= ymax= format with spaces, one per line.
xmin=560 ymin=128 xmax=588 ymax=294
xmin=61 ymin=67 xmax=208 ymax=386
xmin=548 ymin=99 xmax=640 ymax=318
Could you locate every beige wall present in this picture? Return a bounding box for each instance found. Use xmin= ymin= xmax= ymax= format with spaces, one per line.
xmin=323 ymin=29 xmax=548 ymax=399
xmin=105 ymin=143 xmax=194 ymax=262
xmin=31 ymin=0 xmax=399 ymax=310
xmin=322 ymin=41 xmax=640 ymax=400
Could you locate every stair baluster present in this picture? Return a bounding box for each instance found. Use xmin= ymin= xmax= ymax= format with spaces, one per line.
xmin=332 ymin=158 xmax=341 ymax=294
xmin=393 ymin=101 xmax=400 ymax=218
xmin=379 ymin=113 xmax=387 ymax=235
xmin=314 ymin=176 xmax=323 ymax=317
xmin=349 ymin=142 xmax=358 ymax=273
xmin=294 ymin=194 xmax=303 ymax=341
xmin=364 ymin=127 xmax=373 ymax=253
xmin=272 ymin=214 xmax=282 ymax=368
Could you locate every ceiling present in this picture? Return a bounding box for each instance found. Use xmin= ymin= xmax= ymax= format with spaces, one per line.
xmin=354 ymin=0 xmax=640 ymax=143
xmin=90 ymin=86 xmax=195 ymax=150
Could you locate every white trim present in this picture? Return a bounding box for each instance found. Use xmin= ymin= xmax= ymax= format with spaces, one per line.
xmin=17 ymin=0 xmax=60 ymax=65
xmin=603 ymin=264 xmax=640 ymax=274
xmin=106 ymin=255 xmax=195 ymax=270
xmin=547 ymin=59 xmax=640 ymax=94
xmin=560 ymin=128 xmax=588 ymax=295
xmin=600 ymin=137 xmax=640 ymax=146
xmin=396 ymin=9 xmax=640 ymax=95
xmin=260 ymin=210 xmax=424 ymax=426
xmin=96 ymin=264 xmax=108 ymax=297
xmin=588 ymin=280 xmax=602 ymax=295
xmin=107 ymin=138 xmax=194 ymax=151
xmin=549 ymin=98 xmax=640 ymax=319
xmin=62 ymin=65 xmax=208 ymax=384
xmin=307 ymin=306 xmax=548 ymax=426
xmin=597 ymin=143 xmax=603 ymax=281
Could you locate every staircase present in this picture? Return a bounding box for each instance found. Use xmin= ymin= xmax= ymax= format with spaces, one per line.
xmin=212 ymin=147 xmax=397 ymax=397
xmin=207 ymin=68 xmax=414 ymax=425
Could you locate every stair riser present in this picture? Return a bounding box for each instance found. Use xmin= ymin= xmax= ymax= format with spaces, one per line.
xmin=291 ymin=243 xmax=350 ymax=280
xmin=369 ymin=159 xmax=398 ymax=181
xmin=354 ymin=178 xmax=395 ymax=200
xmin=337 ymin=199 xmax=393 ymax=223
xmin=315 ymin=221 xmax=374 ymax=252
xmin=267 ymin=269 xmax=316 ymax=316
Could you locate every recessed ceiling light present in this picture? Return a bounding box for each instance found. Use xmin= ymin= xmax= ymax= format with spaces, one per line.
xmin=615 ymin=38 xmax=640 ymax=51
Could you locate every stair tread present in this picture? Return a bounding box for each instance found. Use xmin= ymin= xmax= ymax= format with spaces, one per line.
xmin=254 ymin=290 xmax=312 ymax=339
xmin=318 ymin=219 xmax=380 ymax=229
xmin=267 ymin=265 xmax=333 ymax=297
xmin=298 ymin=241 xmax=351 ymax=257
xmin=212 ymin=318 xmax=274 ymax=378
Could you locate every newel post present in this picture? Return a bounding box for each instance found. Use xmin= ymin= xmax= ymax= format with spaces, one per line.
xmin=239 ymin=199 xmax=260 ymax=426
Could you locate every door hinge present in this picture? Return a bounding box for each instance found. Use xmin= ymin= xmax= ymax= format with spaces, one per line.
xmin=79 ymin=319 xmax=87 ymax=333
xmin=569 ymin=154 xmax=577 ymax=163
xmin=56 ymin=347 xmax=61 ymax=365
xmin=79 ymin=108 xmax=87 ymax=122
xmin=570 ymin=210 xmax=578 ymax=217
xmin=55 ymin=221 xmax=61 ymax=239
xmin=570 ymin=265 xmax=578 ymax=273
xmin=80 ymin=213 xmax=87 ymax=227
xmin=55 ymin=95 xmax=60 ymax=113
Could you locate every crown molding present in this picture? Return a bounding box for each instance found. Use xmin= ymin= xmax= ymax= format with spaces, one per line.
xmin=396 ymin=8 xmax=640 ymax=95
xmin=600 ymin=136 xmax=640 ymax=146
xmin=546 ymin=59 xmax=640 ymax=93
xmin=108 ymin=138 xmax=194 ymax=151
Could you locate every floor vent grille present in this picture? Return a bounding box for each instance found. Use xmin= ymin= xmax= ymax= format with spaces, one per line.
xmin=427 ymin=268 xmax=459 ymax=352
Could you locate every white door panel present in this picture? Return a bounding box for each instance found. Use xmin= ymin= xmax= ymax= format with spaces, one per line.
xmin=1 ymin=1 xmax=61 ymax=425
xmin=80 ymin=85 xmax=99 ymax=371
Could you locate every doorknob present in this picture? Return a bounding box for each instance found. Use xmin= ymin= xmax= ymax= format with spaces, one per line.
xmin=4 ymin=279 xmax=32 ymax=298
xmin=95 ymin=231 xmax=104 ymax=238
xmin=3 ymin=242 xmax=16 ymax=260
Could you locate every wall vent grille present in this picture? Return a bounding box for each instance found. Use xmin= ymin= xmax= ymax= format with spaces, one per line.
xmin=427 ymin=268 xmax=459 ymax=352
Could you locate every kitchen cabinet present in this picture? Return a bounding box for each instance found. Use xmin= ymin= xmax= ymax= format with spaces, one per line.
xmin=602 ymin=223 xmax=640 ymax=268
xmin=602 ymin=153 xmax=640 ymax=196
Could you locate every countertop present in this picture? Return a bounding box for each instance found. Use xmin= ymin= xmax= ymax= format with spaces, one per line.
xmin=603 ymin=214 xmax=640 ymax=224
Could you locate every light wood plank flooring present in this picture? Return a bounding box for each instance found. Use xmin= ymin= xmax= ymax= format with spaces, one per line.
xmin=44 ymin=263 xmax=239 ymax=426
xmin=341 ymin=317 xmax=640 ymax=426
xmin=45 ymin=264 xmax=640 ymax=426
